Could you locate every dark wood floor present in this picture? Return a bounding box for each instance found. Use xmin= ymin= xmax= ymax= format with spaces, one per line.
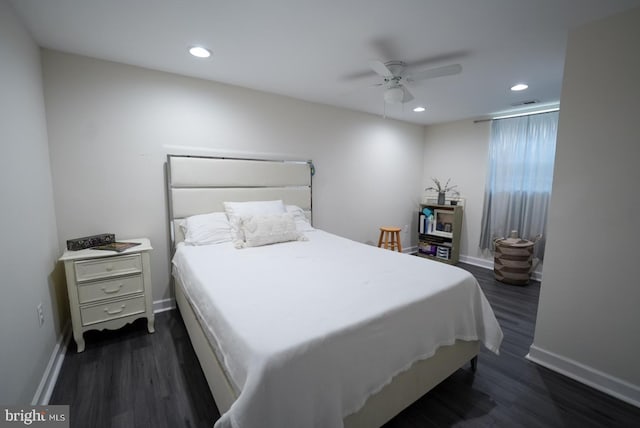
xmin=50 ymin=263 xmax=640 ymax=427
xmin=50 ymin=308 xmax=219 ymax=428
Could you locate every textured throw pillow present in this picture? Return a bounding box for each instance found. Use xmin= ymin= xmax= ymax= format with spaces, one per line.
xmin=182 ymin=212 xmax=233 ymax=245
xmin=285 ymin=205 xmax=314 ymax=232
xmin=224 ymin=200 xmax=286 ymax=240
xmin=235 ymin=213 xmax=307 ymax=248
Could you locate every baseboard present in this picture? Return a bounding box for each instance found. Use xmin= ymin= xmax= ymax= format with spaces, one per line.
xmin=459 ymin=254 xmax=494 ymax=270
xmin=32 ymin=322 xmax=71 ymax=405
xmin=459 ymin=254 xmax=543 ymax=282
xmin=527 ymin=345 xmax=640 ymax=408
xmin=154 ymin=298 xmax=176 ymax=313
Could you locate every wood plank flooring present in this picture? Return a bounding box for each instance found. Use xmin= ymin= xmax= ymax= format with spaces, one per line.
xmin=50 ymin=308 xmax=220 ymax=427
xmin=50 ymin=263 xmax=640 ymax=427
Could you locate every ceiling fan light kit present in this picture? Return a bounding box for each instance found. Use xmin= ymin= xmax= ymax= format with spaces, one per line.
xmin=384 ymin=86 xmax=405 ymax=104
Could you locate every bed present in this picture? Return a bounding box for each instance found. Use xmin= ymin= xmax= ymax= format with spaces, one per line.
xmin=166 ymin=155 xmax=503 ymax=428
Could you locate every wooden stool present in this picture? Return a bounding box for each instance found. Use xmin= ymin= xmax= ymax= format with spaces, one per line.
xmin=378 ymin=226 xmax=402 ymax=252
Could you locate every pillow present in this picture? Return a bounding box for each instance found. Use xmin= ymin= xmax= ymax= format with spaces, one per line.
xmin=285 ymin=205 xmax=315 ymax=232
xmin=224 ymin=200 xmax=286 ymax=240
xmin=182 ymin=212 xmax=233 ymax=245
xmin=235 ymin=213 xmax=307 ymax=248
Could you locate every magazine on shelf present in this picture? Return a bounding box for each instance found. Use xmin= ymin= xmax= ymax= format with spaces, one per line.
xmin=91 ymin=242 xmax=141 ymax=253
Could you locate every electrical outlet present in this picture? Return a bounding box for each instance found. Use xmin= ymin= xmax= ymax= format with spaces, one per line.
xmin=403 ymin=224 xmax=409 ymax=234
xmin=37 ymin=303 xmax=44 ymax=327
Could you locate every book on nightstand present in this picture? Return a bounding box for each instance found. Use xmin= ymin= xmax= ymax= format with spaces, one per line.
xmin=90 ymin=242 xmax=141 ymax=253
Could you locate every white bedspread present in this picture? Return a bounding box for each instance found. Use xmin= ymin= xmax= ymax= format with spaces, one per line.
xmin=172 ymin=230 xmax=503 ymax=428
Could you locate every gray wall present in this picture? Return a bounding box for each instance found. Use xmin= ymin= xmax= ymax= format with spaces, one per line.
xmin=529 ymin=7 xmax=640 ymax=405
xmin=423 ymin=119 xmax=491 ymax=263
xmin=0 ymin=0 xmax=66 ymax=404
xmin=41 ymin=50 xmax=425 ymax=306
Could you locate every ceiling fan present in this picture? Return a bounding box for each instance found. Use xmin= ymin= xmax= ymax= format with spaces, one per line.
xmin=368 ymin=60 xmax=462 ymax=104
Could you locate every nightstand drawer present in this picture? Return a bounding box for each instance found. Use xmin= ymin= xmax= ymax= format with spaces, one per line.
xmin=78 ymin=275 xmax=143 ymax=304
xmin=75 ymin=254 xmax=142 ymax=282
xmin=80 ymin=296 xmax=146 ymax=326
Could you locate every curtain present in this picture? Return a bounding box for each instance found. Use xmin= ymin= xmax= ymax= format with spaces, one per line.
xmin=479 ymin=111 xmax=559 ymax=260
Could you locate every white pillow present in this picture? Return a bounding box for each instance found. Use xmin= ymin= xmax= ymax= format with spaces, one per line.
xmin=235 ymin=213 xmax=307 ymax=248
xmin=285 ymin=205 xmax=315 ymax=232
xmin=182 ymin=212 xmax=233 ymax=246
xmin=224 ymin=200 xmax=286 ymax=240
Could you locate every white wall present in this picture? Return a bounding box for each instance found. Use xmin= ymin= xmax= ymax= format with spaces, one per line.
xmin=41 ymin=50 xmax=425 ymax=305
xmin=0 ymin=0 xmax=65 ymax=404
xmin=423 ymin=119 xmax=491 ymax=263
xmin=528 ymin=7 xmax=640 ymax=406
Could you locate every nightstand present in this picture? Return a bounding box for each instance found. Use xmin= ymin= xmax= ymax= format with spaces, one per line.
xmin=59 ymin=238 xmax=154 ymax=352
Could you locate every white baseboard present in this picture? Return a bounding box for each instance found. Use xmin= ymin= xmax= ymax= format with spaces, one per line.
xmin=527 ymin=345 xmax=640 ymax=408
xmin=154 ymin=298 xmax=176 ymax=313
xmin=459 ymin=254 xmax=494 ymax=270
xmin=459 ymin=254 xmax=543 ymax=282
xmin=32 ymin=322 xmax=71 ymax=405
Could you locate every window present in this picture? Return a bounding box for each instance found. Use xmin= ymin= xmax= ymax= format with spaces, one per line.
xmin=479 ymin=111 xmax=559 ymax=260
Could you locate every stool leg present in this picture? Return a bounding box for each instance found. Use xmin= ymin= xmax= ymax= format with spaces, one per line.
xmin=390 ymin=233 xmax=396 ymax=251
xmin=396 ymin=232 xmax=402 ymax=253
xmin=384 ymin=232 xmax=390 ymax=249
xmin=377 ymin=230 xmax=384 ymax=248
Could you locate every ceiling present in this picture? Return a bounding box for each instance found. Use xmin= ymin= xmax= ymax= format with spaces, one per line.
xmin=10 ymin=0 xmax=640 ymax=125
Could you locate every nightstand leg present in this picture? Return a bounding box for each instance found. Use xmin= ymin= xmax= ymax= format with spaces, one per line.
xmin=74 ymin=333 xmax=85 ymax=353
xmin=147 ymin=317 xmax=155 ymax=333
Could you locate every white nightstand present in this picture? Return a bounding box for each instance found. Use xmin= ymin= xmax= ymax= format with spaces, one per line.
xmin=59 ymin=238 xmax=154 ymax=352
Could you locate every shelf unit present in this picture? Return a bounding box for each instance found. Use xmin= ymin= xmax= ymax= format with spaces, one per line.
xmin=417 ymin=204 xmax=463 ymax=265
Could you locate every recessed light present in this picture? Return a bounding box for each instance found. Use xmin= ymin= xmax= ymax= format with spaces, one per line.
xmin=510 ymin=83 xmax=528 ymax=91
xmin=413 ymin=106 xmax=426 ymax=112
xmin=189 ymin=46 xmax=211 ymax=58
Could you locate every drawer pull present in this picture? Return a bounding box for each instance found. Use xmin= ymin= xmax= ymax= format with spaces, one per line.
xmin=104 ymin=305 xmax=126 ymax=315
xmin=101 ymin=283 xmax=123 ymax=294
xmin=105 ymin=264 xmax=114 ymax=272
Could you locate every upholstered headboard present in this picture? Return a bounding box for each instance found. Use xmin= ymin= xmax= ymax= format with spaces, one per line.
xmin=166 ymin=155 xmax=313 ymax=246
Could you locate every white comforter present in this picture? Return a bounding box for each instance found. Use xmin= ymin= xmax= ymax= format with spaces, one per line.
xmin=172 ymin=230 xmax=503 ymax=428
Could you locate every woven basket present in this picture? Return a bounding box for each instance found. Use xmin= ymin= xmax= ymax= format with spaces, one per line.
xmin=494 ymin=234 xmax=540 ymax=285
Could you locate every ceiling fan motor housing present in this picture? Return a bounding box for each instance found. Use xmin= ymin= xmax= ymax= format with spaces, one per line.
xmin=369 ymin=59 xmax=461 ymax=105
xmin=384 ymin=61 xmax=407 ymax=76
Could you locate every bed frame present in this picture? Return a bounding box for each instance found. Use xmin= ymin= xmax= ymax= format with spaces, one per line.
xmin=166 ymin=154 xmax=480 ymax=427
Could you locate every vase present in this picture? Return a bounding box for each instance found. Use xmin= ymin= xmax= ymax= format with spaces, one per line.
xmin=437 ymin=192 xmax=446 ymax=205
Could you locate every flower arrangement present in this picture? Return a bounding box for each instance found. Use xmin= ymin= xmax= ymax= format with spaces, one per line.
xmin=425 ymin=178 xmax=459 ymax=196
xmin=425 ymin=178 xmax=460 ymax=205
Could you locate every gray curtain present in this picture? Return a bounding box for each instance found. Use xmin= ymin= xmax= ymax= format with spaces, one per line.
xmin=479 ymin=111 xmax=559 ymax=260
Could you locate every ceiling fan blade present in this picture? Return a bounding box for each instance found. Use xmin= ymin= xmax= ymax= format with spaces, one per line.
xmin=369 ymin=60 xmax=393 ymax=78
xmin=406 ymin=63 xmax=462 ymax=82
xmin=401 ymin=85 xmax=414 ymax=103
xmin=339 ymin=82 xmax=384 ymax=97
